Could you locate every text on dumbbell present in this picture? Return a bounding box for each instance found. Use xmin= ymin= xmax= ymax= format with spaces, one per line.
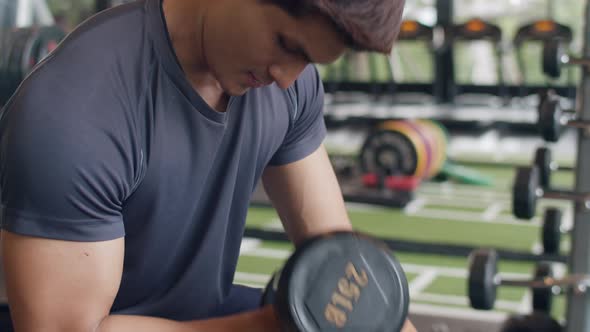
xmin=324 ymin=262 xmax=369 ymax=328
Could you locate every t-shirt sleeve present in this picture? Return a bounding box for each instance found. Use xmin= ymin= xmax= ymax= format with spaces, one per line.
xmin=269 ymin=64 xmax=327 ymax=166
xmin=0 ymin=73 xmax=140 ymax=242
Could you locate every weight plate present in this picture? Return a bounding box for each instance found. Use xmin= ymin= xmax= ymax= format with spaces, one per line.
xmin=417 ymin=120 xmax=448 ymax=177
xmin=468 ymin=248 xmax=498 ymax=310
xmin=360 ymin=126 xmax=419 ymax=177
xmin=538 ymin=95 xmax=562 ymax=143
xmin=275 ymin=232 xmax=409 ymax=332
xmin=542 ymin=207 xmax=562 ymax=255
xmin=534 ymin=147 xmax=552 ymax=189
xmin=378 ymin=120 xmax=428 ymax=178
xmin=532 ymin=261 xmax=555 ymax=313
xmin=513 ymin=167 xmax=539 ymax=219
xmin=402 ymin=121 xmax=435 ymax=179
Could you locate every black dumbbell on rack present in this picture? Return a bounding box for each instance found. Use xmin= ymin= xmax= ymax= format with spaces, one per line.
xmin=532 ymin=146 xmax=573 ymax=190
xmin=543 ymin=39 xmax=590 ymax=79
xmin=541 ymin=207 xmax=569 ymax=256
xmin=537 ymin=89 xmax=588 ymax=142
xmin=512 ymin=165 xmax=590 ymax=219
xmin=533 ymin=146 xmax=557 ymax=189
xmin=468 ymin=248 xmax=587 ymax=312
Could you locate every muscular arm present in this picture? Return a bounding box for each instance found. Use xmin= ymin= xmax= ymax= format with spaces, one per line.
xmin=1 ymin=231 xmax=279 ymax=332
xmin=262 ymin=144 xmax=353 ymax=246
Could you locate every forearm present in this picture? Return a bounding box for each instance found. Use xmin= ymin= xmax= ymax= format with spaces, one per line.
xmin=97 ymin=306 xmax=280 ymax=332
xmin=263 ymin=146 xmax=353 ymax=246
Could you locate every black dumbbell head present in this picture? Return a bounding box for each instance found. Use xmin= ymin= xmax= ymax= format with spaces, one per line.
xmin=542 ymin=208 xmax=563 ymax=255
xmin=534 ymin=147 xmax=552 ymax=189
xmin=274 ymin=232 xmax=410 ymax=332
xmin=543 ymin=39 xmax=564 ymax=79
xmin=513 ymin=167 xmax=540 ymax=220
xmin=501 ymin=312 xmax=562 ymax=332
xmin=538 ymin=95 xmax=563 ymax=143
xmin=468 ymin=248 xmax=498 ymax=310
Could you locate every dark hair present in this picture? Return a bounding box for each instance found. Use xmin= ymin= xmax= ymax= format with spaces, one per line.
xmin=266 ymin=0 xmax=405 ymax=54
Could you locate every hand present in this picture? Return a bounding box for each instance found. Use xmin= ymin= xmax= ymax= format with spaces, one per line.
xmin=402 ymin=319 xmax=418 ymax=332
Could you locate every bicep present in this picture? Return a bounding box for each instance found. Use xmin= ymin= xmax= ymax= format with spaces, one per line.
xmin=1 ymin=230 xmax=124 ymax=332
xmin=262 ymin=144 xmax=352 ymax=245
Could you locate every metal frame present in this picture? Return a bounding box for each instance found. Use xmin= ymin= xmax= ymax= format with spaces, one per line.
xmin=566 ymin=1 xmax=590 ymax=330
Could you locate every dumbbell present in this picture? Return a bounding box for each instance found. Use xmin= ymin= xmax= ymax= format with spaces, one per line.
xmin=543 ymin=39 xmax=590 ymax=79
xmin=500 ymin=312 xmax=562 ymax=332
xmin=260 ymin=231 xmax=410 ymax=332
xmin=537 ymin=89 xmax=587 ymax=142
xmin=532 ymin=146 xmax=561 ymax=189
xmin=512 ymin=165 xmax=590 ymax=219
xmin=468 ymin=248 xmax=588 ymax=311
xmin=541 ymin=207 xmax=567 ymax=255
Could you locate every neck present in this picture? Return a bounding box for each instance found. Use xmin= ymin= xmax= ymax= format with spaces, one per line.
xmin=162 ymin=0 xmax=228 ymax=111
xmin=162 ymin=0 xmax=208 ymax=75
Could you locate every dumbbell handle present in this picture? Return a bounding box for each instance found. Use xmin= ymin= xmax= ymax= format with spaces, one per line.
xmin=563 ymin=55 xmax=590 ymax=68
xmin=567 ymin=120 xmax=590 ymax=129
xmin=538 ymin=188 xmax=590 ymax=205
xmin=497 ymin=274 xmax=590 ymax=291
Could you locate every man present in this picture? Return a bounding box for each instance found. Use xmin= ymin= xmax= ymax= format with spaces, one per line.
xmin=0 ymin=0 xmax=414 ymax=330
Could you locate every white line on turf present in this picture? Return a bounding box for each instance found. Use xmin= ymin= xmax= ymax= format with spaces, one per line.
xmin=562 ymin=206 xmax=574 ymax=231
xmin=518 ymin=290 xmax=532 ymax=314
xmin=403 ymin=198 xmax=427 ymax=214
xmin=407 ymin=208 xmax=541 ymax=226
xmin=531 ymin=242 xmax=543 ymax=255
xmin=234 ymin=272 xmax=271 ymax=283
xmin=423 ymin=196 xmax=491 ymax=208
xmin=419 ymin=182 xmax=511 ymax=200
xmin=247 ymin=247 xmax=290 ymax=260
xmin=482 ymin=202 xmax=505 ymax=221
xmin=239 ymin=238 xmax=262 ymax=254
xmin=261 ymin=218 xmax=283 ymax=230
xmin=408 ymin=269 xmax=438 ymax=295
xmin=413 ymin=293 xmax=523 ymax=311
xmin=409 ymin=302 xmax=508 ymax=322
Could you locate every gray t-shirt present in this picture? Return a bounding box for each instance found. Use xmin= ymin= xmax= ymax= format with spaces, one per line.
xmin=0 ymin=0 xmax=326 ymax=320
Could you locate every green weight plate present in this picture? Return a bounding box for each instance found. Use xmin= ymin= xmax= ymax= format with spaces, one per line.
xmin=440 ymin=163 xmax=494 ymax=186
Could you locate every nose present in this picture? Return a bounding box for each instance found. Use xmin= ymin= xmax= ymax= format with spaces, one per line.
xmin=269 ymin=59 xmax=308 ymax=89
